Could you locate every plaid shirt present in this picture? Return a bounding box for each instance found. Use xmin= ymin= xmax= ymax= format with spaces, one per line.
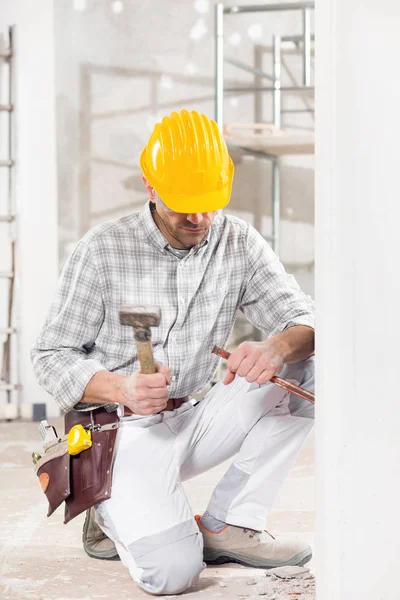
xmin=31 ymin=203 xmax=315 ymax=414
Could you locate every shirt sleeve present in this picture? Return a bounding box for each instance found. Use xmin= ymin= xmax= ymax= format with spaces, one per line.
xmin=239 ymin=224 xmax=315 ymax=337
xmin=31 ymin=240 xmax=106 ymax=413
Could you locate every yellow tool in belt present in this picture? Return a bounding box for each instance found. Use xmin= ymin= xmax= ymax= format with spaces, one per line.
xmin=67 ymin=424 xmax=93 ymax=455
xmin=31 ymin=452 xmax=42 ymax=464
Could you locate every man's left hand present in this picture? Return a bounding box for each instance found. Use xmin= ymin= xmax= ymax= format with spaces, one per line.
xmin=223 ymin=339 xmax=286 ymax=386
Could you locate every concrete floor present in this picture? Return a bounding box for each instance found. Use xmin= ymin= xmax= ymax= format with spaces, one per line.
xmin=0 ymin=419 xmax=315 ymax=600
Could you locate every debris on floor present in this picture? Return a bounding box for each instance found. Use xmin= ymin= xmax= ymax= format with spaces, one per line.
xmin=204 ymin=567 xmax=315 ymax=600
xmin=265 ymin=566 xmax=310 ymax=579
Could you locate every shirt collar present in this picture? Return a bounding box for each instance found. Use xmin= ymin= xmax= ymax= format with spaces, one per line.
xmin=140 ymin=201 xmax=169 ymax=253
xmin=140 ymin=201 xmax=216 ymax=256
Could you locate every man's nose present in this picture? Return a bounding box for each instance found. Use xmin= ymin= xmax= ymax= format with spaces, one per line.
xmin=186 ymin=213 xmax=204 ymax=225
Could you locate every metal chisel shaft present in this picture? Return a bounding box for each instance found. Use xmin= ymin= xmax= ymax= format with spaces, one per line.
xmin=212 ymin=345 xmax=315 ymax=404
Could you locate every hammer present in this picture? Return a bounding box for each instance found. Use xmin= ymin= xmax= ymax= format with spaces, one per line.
xmin=119 ymin=305 xmax=161 ymax=374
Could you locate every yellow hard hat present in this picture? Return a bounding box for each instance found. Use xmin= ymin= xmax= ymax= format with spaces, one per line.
xmin=140 ymin=109 xmax=234 ymax=213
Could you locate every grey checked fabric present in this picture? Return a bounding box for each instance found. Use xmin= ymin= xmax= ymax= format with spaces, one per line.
xmin=31 ymin=203 xmax=315 ymax=414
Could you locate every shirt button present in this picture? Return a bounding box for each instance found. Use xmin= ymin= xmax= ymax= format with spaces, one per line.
xmin=171 ymin=375 xmax=177 ymax=381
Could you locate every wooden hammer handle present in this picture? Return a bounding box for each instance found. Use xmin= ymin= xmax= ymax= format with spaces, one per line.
xmin=136 ymin=339 xmax=156 ymax=374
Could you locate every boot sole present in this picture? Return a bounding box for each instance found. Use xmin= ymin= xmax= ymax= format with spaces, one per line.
xmin=82 ymin=509 xmax=120 ymax=561
xmin=83 ymin=546 xmax=121 ymax=561
xmin=203 ymin=547 xmax=312 ymax=569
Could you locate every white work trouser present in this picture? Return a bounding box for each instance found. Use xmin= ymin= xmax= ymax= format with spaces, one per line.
xmin=95 ymin=357 xmax=315 ymax=595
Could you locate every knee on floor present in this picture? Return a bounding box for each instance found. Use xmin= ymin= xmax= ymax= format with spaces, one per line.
xmin=129 ymin=530 xmax=205 ymax=596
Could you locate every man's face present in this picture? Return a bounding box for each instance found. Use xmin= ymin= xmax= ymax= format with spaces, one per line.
xmin=153 ymin=192 xmax=217 ymax=249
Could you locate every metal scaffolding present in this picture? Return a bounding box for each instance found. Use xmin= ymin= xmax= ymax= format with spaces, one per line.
xmin=0 ymin=27 xmax=18 ymax=417
xmin=215 ymin=2 xmax=315 ymax=254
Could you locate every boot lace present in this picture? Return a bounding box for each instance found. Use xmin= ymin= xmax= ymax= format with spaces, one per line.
xmin=243 ymin=528 xmax=276 ymax=540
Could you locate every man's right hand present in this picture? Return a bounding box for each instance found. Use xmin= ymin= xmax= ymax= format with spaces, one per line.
xmin=120 ymin=364 xmax=171 ymax=415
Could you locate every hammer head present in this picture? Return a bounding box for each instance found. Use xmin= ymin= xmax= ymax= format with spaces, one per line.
xmin=119 ymin=305 xmax=161 ymax=330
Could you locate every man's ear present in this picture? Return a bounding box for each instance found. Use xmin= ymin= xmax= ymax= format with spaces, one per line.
xmin=142 ymin=176 xmax=156 ymax=201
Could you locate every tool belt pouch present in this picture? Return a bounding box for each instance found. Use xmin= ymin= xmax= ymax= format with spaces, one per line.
xmin=35 ymin=407 xmax=119 ymax=524
xmin=35 ymin=439 xmax=70 ymax=518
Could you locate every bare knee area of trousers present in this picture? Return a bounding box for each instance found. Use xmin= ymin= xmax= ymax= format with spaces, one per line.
xmin=0 ymin=419 xmax=315 ymax=599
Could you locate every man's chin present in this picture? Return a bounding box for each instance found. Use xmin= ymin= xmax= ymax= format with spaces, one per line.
xmin=179 ymin=229 xmax=207 ymax=243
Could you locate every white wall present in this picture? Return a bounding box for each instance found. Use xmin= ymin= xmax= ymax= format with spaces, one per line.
xmin=0 ymin=1 xmax=59 ymax=418
xmin=315 ymin=0 xmax=400 ymax=597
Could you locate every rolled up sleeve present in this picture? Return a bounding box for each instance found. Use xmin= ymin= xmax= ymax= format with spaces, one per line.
xmin=239 ymin=226 xmax=315 ymax=337
xmin=31 ymin=241 xmax=106 ymax=413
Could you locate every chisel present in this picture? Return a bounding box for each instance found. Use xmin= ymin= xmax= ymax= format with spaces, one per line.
xmin=212 ymin=345 xmax=315 ymax=404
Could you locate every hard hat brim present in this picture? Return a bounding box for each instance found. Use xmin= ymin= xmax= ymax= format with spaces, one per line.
xmin=160 ymin=184 xmax=232 ymax=214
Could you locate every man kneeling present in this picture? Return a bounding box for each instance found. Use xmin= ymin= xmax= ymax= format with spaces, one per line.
xmin=32 ymin=109 xmax=315 ymax=595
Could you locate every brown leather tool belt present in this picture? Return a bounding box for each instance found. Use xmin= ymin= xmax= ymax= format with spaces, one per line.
xmin=34 ymin=406 xmax=120 ymax=524
xmin=123 ymin=396 xmax=189 ymax=416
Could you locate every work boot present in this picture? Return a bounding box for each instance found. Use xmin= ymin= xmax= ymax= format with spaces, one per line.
xmin=82 ymin=507 xmax=119 ymax=560
xmin=195 ymin=515 xmax=312 ymax=569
